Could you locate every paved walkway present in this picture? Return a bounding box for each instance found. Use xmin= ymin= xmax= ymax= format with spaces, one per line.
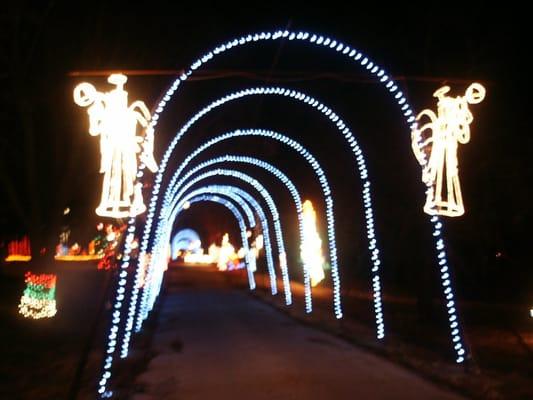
xmin=131 ymin=282 xmax=464 ymax=399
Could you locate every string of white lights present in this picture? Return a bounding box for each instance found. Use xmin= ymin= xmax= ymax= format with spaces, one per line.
xmin=161 ymin=129 xmax=343 ymax=314
xmin=430 ymin=215 xmax=466 ymax=363
xmin=174 ymin=186 xmax=267 ymax=278
xmin=138 ymin=168 xmax=291 ymax=328
xmin=183 ymin=187 xmax=257 ymax=228
xmin=138 ymin=169 xmax=283 ymax=326
xmin=141 ymin=193 xmax=256 ymax=329
xmin=141 ymin=87 xmax=382 ymax=327
xmin=177 ymin=157 xmax=303 ymax=292
xmin=97 ymin=216 xmax=136 ymax=397
xmin=119 ymin=184 xmax=267 ymax=358
xmin=165 ymin=154 xmax=310 ymax=311
xmin=100 ymin=29 xmax=466 ymax=398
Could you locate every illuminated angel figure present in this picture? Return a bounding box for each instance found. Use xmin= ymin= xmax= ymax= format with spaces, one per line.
xmin=411 ymin=83 xmax=485 ymax=217
xmin=74 ymin=74 xmax=158 ymax=218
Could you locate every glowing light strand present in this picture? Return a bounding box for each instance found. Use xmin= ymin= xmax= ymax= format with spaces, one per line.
xmin=430 ymin=216 xmax=466 ymax=362
xmin=147 ymin=29 xmax=416 ymax=142
xmin=139 ymin=168 xmax=291 ymax=328
xmin=101 ymin=27 xmax=418 ymax=398
xmin=98 ymin=216 xmax=136 ymax=397
xmin=159 ymin=130 xmax=340 ymax=314
xmin=144 ymin=87 xmax=383 ymax=325
xmin=182 ymin=187 xmax=257 ymax=229
xmin=175 ymin=185 xmax=276 ymax=286
xmin=165 ymin=154 xmax=308 ymax=309
xmin=100 ymin=29 xmax=467 ymax=397
xmin=168 ymin=166 xmax=292 ymax=299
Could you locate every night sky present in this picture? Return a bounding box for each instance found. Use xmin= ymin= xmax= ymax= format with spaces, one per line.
xmin=0 ymin=2 xmax=530 ymax=301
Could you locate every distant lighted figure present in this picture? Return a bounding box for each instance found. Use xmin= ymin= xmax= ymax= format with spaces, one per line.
xmin=217 ymin=233 xmax=235 ymax=271
xmin=300 ymin=200 xmax=325 ymax=287
xmin=73 ymin=73 xmax=158 ymax=218
xmin=411 ymin=83 xmax=486 ymax=217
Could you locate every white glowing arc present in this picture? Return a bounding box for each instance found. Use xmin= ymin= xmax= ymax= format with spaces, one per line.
xmin=158 ymin=130 xmax=338 ymax=314
xmin=138 ymin=167 xmax=292 ymax=329
xmin=100 ymin=29 xmax=469 ymax=397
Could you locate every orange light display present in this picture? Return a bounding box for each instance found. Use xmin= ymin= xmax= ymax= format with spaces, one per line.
xmin=5 ymin=236 xmax=31 ymax=262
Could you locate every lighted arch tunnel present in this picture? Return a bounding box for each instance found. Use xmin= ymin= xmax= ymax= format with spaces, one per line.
xmin=159 ymin=129 xmax=342 ymax=314
xmin=169 ymin=185 xmax=275 ymax=292
xmin=177 ymin=184 xmax=278 ymax=284
xmin=178 ymin=187 xmax=257 ymax=229
xmin=123 ymin=182 xmax=278 ymax=354
xmin=174 ymin=195 xmax=256 ymax=272
xmin=136 ymin=84 xmax=462 ymax=362
xmin=140 ymin=87 xmax=380 ymax=327
xmin=141 ymin=167 xmax=292 ymax=327
xmin=139 ymin=30 xmax=463 ymax=361
xmin=139 ymin=183 xmax=266 ymax=323
xmin=169 ymin=157 xmax=305 ymax=290
xmin=99 ymin=28 xmax=468 ymax=399
xmin=140 ymin=193 xmax=258 ymax=325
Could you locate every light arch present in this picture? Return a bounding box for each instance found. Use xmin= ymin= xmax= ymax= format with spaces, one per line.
xmin=122 ymin=183 xmax=280 ymax=359
xmin=139 ymin=168 xmax=293 ymax=329
xmin=145 ymin=194 xmax=256 ymax=318
xmin=99 ymin=29 xmax=466 ymax=398
xmin=162 ymin=129 xmax=343 ymax=314
xmin=181 ymin=184 xmax=278 ymax=286
xmin=166 ymin=155 xmax=309 ymax=304
xmin=174 ymin=186 xmax=276 ymax=289
xmin=142 ymin=87 xmax=379 ymax=326
xmin=176 ymin=194 xmax=256 ymax=279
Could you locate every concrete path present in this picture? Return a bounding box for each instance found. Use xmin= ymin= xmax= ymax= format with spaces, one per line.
xmin=132 ymin=281 xmax=464 ymax=399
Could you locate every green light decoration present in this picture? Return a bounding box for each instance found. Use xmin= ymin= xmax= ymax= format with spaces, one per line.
xmin=18 ymin=272 xmax=57 ymax=319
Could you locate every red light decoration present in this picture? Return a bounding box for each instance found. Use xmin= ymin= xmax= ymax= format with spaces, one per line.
xmin=5 ymin=236 xmax=32 ymax=262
